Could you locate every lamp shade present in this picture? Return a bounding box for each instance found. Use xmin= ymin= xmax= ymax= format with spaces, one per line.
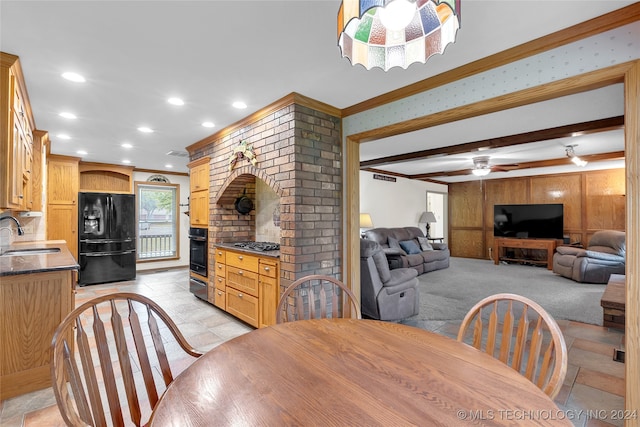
xmin=360 ymin=213 xmax=374 ymax=228
xmin=337 ymin=0 xmax=461 ymax=71
xmin=419 ymin=211 xmax=437 ymax=224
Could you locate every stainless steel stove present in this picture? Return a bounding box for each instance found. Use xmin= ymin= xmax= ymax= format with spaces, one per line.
xmin=233 ymin=241 xmax=280 ymax=251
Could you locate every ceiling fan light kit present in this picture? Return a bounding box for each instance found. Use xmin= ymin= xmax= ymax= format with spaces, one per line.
xmin=337 ymin=0 xmax=461 ymax=71
xmin=566 ymin=144 xmax=588 ymax=167
xmin=471 ymin=155 xmax=491 ymax=177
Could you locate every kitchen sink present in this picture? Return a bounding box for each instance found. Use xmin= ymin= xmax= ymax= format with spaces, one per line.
xmin=0 ymin=247 xmax=61 ymax=256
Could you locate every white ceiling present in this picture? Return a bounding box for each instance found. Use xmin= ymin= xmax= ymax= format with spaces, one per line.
xmin=0 ymin=1 xmax=634 ymax=179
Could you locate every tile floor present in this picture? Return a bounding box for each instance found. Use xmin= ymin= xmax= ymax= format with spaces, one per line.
xmin=0 ymin=268 xmax=627 ymax=427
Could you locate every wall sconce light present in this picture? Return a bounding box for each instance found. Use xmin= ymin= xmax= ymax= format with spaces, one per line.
xmin=566 ymin=144 xmax=588 ymax=167
xmin=418 ymin=211 xmax=437 ymax=238
xmin=337 ymin=0 xmax=461 ymax=71
xmin=360 ymin=213 xmax=374 ymax=237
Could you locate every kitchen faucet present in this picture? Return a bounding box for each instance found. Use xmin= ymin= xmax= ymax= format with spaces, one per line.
xmin=0 ymin=214 xmax=25 ymax=235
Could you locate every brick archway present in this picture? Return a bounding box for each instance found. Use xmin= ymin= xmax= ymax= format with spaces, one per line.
xmin=213 ymin=164 xmax=284 ymax=205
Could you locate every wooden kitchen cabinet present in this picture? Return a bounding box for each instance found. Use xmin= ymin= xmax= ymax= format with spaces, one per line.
xmin=0 ymin=269 xmax=75 ymax=399
xmin=47 ymin=155 xmax=80 ymax=259
xmin=1 ymin=52 xmax=36 ymax=211
xmin=187 ymin=157 xmax=209 ymax=227
xmin=213 ymin=247 xmax=279 ymax=328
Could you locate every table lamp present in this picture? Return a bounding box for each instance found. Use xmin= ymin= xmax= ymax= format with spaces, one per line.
xmin=419 ymin=211 xmax=437 ymax=238
xmin=360 ymin=213 xmax=374 ymax=237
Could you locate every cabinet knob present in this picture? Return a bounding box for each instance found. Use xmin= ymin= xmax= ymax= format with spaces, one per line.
xmin=238 ymin=293 xmax=243 ymax=298
xmin=238 ymin=270 xmax=243 ymax=275
xmin=238 ymin=255 xmax=243 ymax=260
xmin=264 ymin=266 xmax=270 ymax=271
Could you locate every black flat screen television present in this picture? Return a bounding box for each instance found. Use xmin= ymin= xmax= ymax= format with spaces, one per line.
xmin=493 ymin=204 xmax=564 ymax=239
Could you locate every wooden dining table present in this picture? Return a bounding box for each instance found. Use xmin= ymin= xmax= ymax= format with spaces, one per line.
xmin=149 ymin=319 xmax=572 ymax=426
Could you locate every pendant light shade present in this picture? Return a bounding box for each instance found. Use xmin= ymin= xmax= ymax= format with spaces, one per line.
xmin=337 ymin=0 xmax=461 ymax=71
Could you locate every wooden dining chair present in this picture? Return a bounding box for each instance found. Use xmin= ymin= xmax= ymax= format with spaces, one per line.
xmin=50 ymin=292 xmax=203 ymax=427
xmin=456 ymin=293 xmax=568 ymax=399
xmin=276 ymin=274 xmax=361 ymax=323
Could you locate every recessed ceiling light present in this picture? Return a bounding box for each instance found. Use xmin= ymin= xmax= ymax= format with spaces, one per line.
xmin=232 ymin=101 xmax=247 ymax=109
xmin=202 ymin=121 xmax=215 ymax=128
xmin=122 ymin=159 xmax=131 ymax=164
xmin=61 ymin=72 xmax=85 ymax=83
xmin=76 ymin=150 xmax=87 ymax=155
xmin=121 ymin=143 xmax=133 ymax=148
xmin=167 ymin=97 xmax=184 ymax=106
xmin=137 ymin=126 xmax=154 ymax=133
xmin=165 ymin=164 xmax=173 ymax=169
xmin=57 ymin=134 xmax=71 ymax=140
xmin=59 ymin=112 xmax=77 ymax=119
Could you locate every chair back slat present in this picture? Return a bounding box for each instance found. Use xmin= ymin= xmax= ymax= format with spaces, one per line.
xmin=51 ymin=292 xmax=203 ymax=427
xmin=276 ymin=275 xmax=361 ymax=323
xmin=498 ymin=301 xmax=514 ymax=364
xmin=457 ymin=293 xmax=568 ymax=399
xmin=147 ymin=305 xmax=173 ymax=386
xmin=110 ymin=300 xmax=142 ymax=426
xmin=128 ymin=301 xmax=160 ymax=407
xmin=74 ymin=317 xmax=106 ymax=427
xmin=524 ymin=317 xmax=545 ymax=382
xmin=486 ymin=302 xmax=499 ymax=356
xmin=91 ymin=305 xmax=125 ymax=426
xmin=511 ymin=305 xmax=530 ymax=372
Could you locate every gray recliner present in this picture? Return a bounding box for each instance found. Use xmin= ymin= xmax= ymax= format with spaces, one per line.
xmin=553 ymin=230 xmax=625 ymax=284
xmin=360 ymin=238 xmax=419 ymax=320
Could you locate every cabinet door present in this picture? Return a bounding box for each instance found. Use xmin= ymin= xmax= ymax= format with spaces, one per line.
xmin=226 ymin=288 xmax=258 ymax=328
xmin=190 ymin=163 xmax=208 ymax=192
xmin=259 ymin=275 xmax=278 ymax=328
xmin=190 ymin=191 xmax=208 ymax=227
xmin=48 ymin=157 xmax=79 ymax=205
xmin=47 ymin=204 xmax=78 ymax=259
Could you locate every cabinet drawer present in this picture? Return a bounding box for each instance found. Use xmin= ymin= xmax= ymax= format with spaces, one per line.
xmin=214 ymin=275 xmax=226 ymax=292
xmin=214 ymin=249 xmax=226 ymax=264
xmin=259 ymin=260 xmax=278 ymax=279
xmin=226 ymin=251 xmax=259 ymax=272
xmin=213 ymin=287 xmax=226 ymax=311
xmin=226 ymin=288 xmax=258 ymax=328
xmin=226 ymin=266 xmax=258 ymax=297
xmin=215 ymin=262 xmax=226 ymax=277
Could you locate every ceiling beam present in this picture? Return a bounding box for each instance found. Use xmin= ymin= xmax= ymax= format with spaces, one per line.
xmin=360 ymin=116 xmax=624 ymax=169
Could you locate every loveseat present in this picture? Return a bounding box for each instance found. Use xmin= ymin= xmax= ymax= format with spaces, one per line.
xmin=553 ymin=230 xmax=625 ymax=284
xmin=362 ymin=226 xmax=450 ymax=275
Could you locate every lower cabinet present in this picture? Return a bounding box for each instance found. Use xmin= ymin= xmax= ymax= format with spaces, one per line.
xmin=0 ymin=269 xmax=75 ymax=399
xmin=213 ymin=247 xmax=279 ymax=328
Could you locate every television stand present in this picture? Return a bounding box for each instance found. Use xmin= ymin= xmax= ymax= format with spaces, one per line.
xmin=493 ymin=237 xmax=557 ymax=270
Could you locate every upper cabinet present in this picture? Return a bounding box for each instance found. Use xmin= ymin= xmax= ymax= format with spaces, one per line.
xmin=188 ymin=157 xmax=210 ymax=227
xmin=1 ymin=52 xmax=36 ymax=211
xmin=79 ymin=162 xmax=134 ymax=194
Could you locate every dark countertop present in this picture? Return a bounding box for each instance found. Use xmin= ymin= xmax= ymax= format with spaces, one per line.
xmin=0 ymin=240 xmax=79 ymax=276
xmin=215 ymin=242 xmax=280 ymax=259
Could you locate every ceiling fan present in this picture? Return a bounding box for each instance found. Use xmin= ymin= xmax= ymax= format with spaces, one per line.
xmin=471 ymin=156 xmax=519 ymax=177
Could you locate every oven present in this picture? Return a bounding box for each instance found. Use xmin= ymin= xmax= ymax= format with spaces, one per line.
xmin=188 ymin=227 xmax=207 ymax=277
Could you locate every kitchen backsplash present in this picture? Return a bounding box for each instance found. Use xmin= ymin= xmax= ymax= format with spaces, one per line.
xmin=255 ymin=180 xmax=280 ymax=243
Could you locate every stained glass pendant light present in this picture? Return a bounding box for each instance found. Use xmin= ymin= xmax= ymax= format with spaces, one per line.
xmin=338 ymin=0 xmax=461 ymax=71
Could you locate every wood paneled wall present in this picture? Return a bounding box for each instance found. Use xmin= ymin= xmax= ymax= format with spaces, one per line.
xmin=448 ymin=168 xmax=626 ymax=259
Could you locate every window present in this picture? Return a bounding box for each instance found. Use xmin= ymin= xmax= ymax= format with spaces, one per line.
xmin=135 ymin=181 xmax=179 ymax=261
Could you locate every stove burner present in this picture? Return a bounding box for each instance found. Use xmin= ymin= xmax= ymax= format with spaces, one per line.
xmin=233 ymin=241 xmax=280 ymax=252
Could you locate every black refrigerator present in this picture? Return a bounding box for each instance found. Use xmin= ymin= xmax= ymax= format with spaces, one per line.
xmin=78 ymin=192 xmax=136 ymax=286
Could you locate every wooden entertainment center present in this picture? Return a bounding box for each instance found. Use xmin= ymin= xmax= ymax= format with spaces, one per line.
xmin=493 ymin=237 xmax=557 ymax=270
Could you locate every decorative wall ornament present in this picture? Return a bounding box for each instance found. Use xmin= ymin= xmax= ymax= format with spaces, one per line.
xmin=147 ymin=174 xmax=170 ymax=183
xmin=228 ymin=140 xmax=257 ymax=171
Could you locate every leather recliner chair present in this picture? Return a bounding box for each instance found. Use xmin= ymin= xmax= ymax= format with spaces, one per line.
xmin=360 ymin=238 xmax=420 ymax=320
xmin=552 ymin=230 xmax=625 ymax=284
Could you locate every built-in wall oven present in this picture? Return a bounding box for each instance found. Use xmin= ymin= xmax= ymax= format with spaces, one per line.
xmin=189 ymin=227 xmax=208 ymax=300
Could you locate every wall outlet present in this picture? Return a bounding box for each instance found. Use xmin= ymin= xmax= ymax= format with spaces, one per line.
xmin=21 ymin=224 xmax=34 ymax=234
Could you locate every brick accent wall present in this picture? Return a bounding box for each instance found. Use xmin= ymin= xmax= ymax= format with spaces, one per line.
xmin=189 ymin=99 xmax=342 ymax=289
